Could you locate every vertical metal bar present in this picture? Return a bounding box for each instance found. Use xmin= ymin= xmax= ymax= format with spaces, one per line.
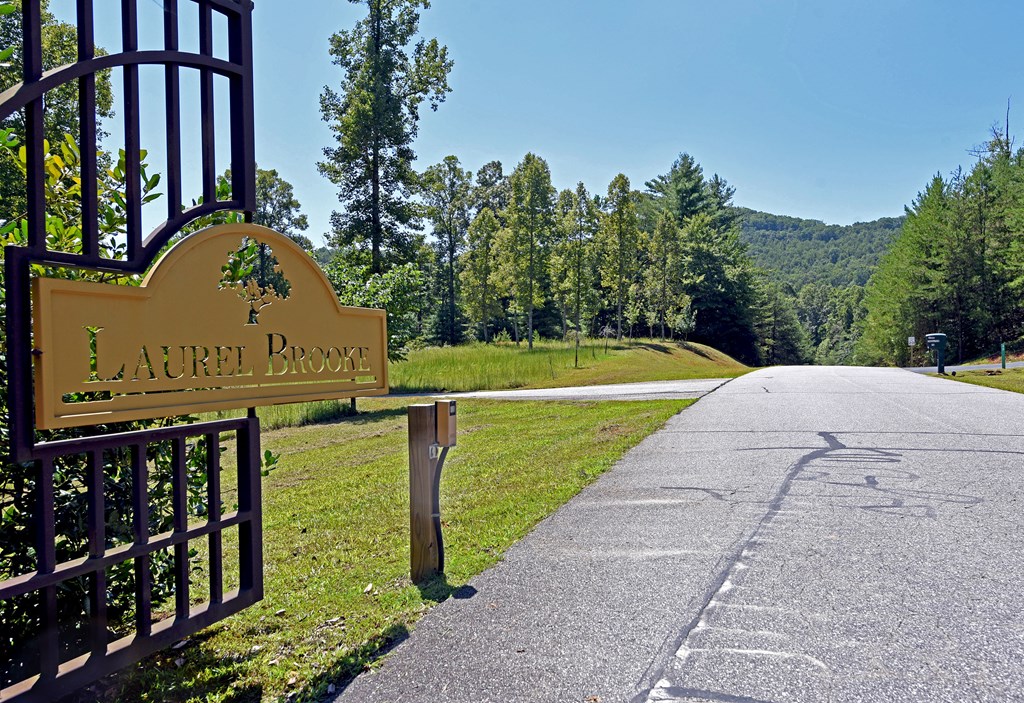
xmin=171 ymin=437 xmax=189 ymax=619
xmin=86 ymin=450 xmax=108 ymax=655
xmin=206 ymin=432 xmax=223 ymax=604
xmin=198 ymin=1 xmax=216 ymax=204
xmin=5 ymin=249 xmax=34 ymax=463
xmin=131 ymin=443 xmax=151 ymax=636
xmin=121 ymin=0 xmax=143 ymax=263
xmin=77 ymin=0 xmax=99 ymax=258
xmin=237 ymin=409 xmax=263 ymax=598
xmin=163 ymin=0 xmax=182 ymax=221
xmin=22 ymin=0 xmax=45 ymax=252
xmin=228 ymin=0 xmax=256 ymax=213
xmin=37 ymin=458 xmax=59 ymax=679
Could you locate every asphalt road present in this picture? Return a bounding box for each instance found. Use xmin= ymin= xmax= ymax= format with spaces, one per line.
xmin=437 ymin=378 xmax=730 ymax=401
xmin=335 ymin=366 xmax=1024 ymax=703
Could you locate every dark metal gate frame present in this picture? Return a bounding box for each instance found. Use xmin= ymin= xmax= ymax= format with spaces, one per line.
xmin=1 ymin=2 xmax=263 ymax=700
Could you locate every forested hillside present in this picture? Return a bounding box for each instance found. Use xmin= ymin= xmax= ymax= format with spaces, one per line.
xmin=738 ymin=209 xmax=902 ymax=288
xmin=857 ymin=129 xmax=1024 ymax=366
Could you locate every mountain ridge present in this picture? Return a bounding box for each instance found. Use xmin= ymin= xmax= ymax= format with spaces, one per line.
xmin=736 ymin=207 xmax=904 ymax=289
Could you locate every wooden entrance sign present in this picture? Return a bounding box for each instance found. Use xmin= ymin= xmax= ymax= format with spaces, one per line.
xmin=32 ymin=223 xmax=388 ymax=428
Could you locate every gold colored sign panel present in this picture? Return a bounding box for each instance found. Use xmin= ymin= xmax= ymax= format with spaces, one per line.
xmin=33 ymin=223 xmax=388 ymax=429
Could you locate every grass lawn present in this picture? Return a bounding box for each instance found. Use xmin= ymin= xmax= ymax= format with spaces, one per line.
xmin=390 ymin=338 xmax=748 ymax=393
xmin=204 ymin=339 xmax=743 ymax=432
xmin=97 ymin=396 xmax=692 ymax=703
xmin=939 ymin=367 xmax=1024 ymax=395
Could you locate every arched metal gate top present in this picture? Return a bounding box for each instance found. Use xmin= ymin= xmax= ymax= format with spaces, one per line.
xmin=1 ymin=0 xmax=255 ymax=274
xmin=1 ymin=2 xmax=263 ymax=700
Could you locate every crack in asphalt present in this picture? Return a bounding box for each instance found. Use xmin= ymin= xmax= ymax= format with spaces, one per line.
xmin=632 ymin=431 xmax=848 ymax=702
xmin=635 ymin=423 xmax=988 ymax=702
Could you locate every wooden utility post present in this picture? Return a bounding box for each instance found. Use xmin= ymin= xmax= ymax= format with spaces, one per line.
xmin=408 ymin=401 xmax=456 ymax=583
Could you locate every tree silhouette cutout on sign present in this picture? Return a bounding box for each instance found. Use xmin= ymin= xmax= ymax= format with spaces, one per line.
xmin=218 ymin=239 xmax=292 ymax=324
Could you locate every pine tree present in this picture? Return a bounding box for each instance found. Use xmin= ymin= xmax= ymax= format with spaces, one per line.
xmin=461 ymin=208 xmax=500 ymax=342
xmin=753 ymin=280 xmax=810 ymax=365
xmin=474 ymin=160 xmax=509 ymax=222
xmin=643 ymin=212 xmax=682 ymax=340
xmin=644 ymin=152 xmax=707 ymax=224
xmin=421 ymin=155 xmax=472 ymax=345
xmin=680 ymin=212 xmax=759 ymax=362
xmin=567 ymin=183 xmax=600 ymax=364
xmin=598 ymin=174 xmax=639 ymax=340
xmin=319 ymin=0 xmax=452 ymax=273
xmin=499 ymin=153 xmax=555 ymax=350
xmin=858 ymin=176 xmax=951 ymax=365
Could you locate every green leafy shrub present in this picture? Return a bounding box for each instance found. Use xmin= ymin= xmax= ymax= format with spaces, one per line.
xmin=0 ymin=132 xmax=214 ymax=685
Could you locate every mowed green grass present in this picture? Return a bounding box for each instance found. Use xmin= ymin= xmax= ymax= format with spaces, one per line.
xmin=390 ymin=339 xmax=748 ymax=393
xmin=942 ymin=367 xmax=1024 ymax=394
xmin=104 ymin=397 xmax=692 ymax=703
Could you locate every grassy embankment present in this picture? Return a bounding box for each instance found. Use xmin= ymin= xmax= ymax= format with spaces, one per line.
xmin=243 ymin=339 xmax=746 ymax=430
xmin=941 ymin=368 xmax=1024 ymax=395
xmin=99 ymin=397 xmax=692 ymax=703
xmin=967 ymin=352 xmax=1024 ymax=365
xmin=391 ymin=338 xmax=746 ymax=392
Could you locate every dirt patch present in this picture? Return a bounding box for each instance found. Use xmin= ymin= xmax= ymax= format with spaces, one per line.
xmin=596 ymin=422 xmax=629 ymax=438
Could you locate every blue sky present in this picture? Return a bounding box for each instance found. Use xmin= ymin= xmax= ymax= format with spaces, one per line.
xmin=55 ymin=0 xmax=1024 ymax=244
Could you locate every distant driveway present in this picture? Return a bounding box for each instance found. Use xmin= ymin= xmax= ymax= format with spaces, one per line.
xmin=435 ymin=378 xmax=732 ymax=401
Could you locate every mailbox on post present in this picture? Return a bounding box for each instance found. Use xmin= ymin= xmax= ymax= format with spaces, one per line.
xmin=436 ymin=400 xmax=457 ymax=447
xmin=408 ymin=400 xmax=457 ymax=583
xmin=925 ymin=332 xmax=948 ymax=374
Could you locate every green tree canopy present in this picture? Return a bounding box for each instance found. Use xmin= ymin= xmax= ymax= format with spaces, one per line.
xmin=498 ymin=153 xmax=555 ymax=349
xmin=598 ymin=173 xmax=639 ymax=340
xmin=421 ymin=155 xmax=472 ymax=345
xmin=461 ymin=207 xmax=501 ymax=341
xmin=319 ymin=0 xmax=452 ymax=274
xmin=252 ymin=166 xmax=312 ymax=250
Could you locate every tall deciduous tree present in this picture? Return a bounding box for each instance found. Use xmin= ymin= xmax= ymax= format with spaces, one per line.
xmin=253 ymin=167 xmax=312 ymax=249
xmin=461 ymin=207 xmax=500 ymax=341
xmin=499 ymin=153 xmax=555 ymax=350
xmin=643 ymin=211 xmax=682 ymax=340
xmin=550 ymin=182 xmax=600 ymax=365
xmin=598 ymin=174 xmax=639 ymax=340
xmin=421 ymin=155 xmax=472 ymax=345
xmin=474 ymin=159 xmax=508 ymax=222
xmin=318 ymin=0 xmax=452 ymax=273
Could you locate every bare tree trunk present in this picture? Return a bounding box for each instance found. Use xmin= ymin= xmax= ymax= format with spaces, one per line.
xmin=481 ymin=286 xmax=488 ymax=343
xmin=370 ymin=2 xmax=383 ymax=274
xmin=616 ymin=296 xmax=623 ymax=341
xmin=528 ymin=235 xmax=535 ymax=350
xmin=527 ymin=305 xmax=534 ymax=351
